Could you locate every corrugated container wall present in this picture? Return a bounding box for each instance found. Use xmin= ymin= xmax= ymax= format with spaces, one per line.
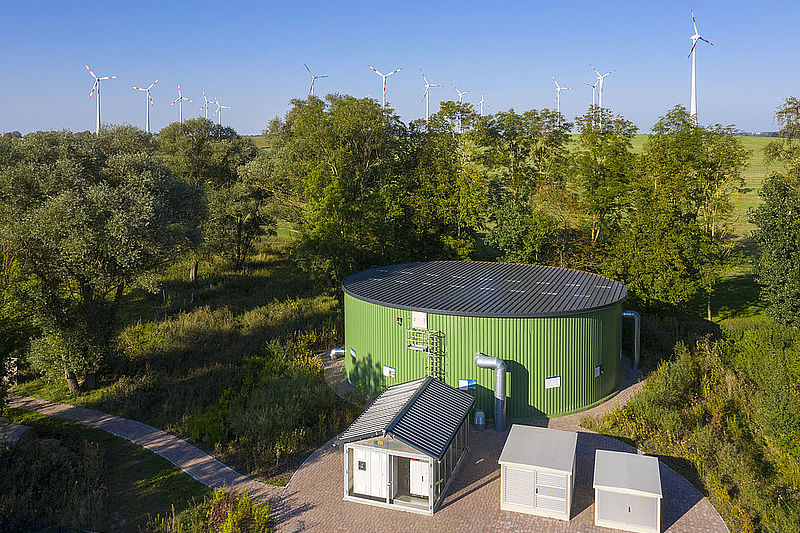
xmin=344 ymin=294 xmax=623 ymax=420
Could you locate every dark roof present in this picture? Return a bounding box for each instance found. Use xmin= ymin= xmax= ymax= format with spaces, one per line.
xmin=338 ymin=377 xmax=475 ymax=460
xmin=342 ymin=261 xmax=627 ymax=318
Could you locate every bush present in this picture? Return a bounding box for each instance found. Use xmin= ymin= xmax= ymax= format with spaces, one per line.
xmin=145 ymin=489 xmax=272 ymax=533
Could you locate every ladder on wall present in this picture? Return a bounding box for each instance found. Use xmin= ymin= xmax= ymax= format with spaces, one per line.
xmin=405 ymin=327 xmax=443 ymax=379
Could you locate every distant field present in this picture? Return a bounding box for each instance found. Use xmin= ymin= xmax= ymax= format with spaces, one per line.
xmin=250 ymin=133 xmax=778 ymax=237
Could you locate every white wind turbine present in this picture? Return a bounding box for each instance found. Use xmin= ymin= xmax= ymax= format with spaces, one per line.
xmin=199 ymin=92 xmax=212 ymax=120
xmin=368 ymin=64 xmax=403 ymax=107
xmin=590 ymin=65 xmax=615 ymax=109
xmin=131 ymin=79 xmax=158 ymax=134
xmin=478 ymin=90 xmax=486 ymax=116
xmin=305 ymin=63 xmax=328 ymax=97
xmin=169 ymin=84 xmax=193 ymax=123
xmin=420 ymin=69 xmax=443 ymax=120
xmin=585 ymin=80 xmax=598 ymax=107
xmin=689 ymin=10 xmax=713 ymax=122
xmin=212 ymin=97 xmax=231 ymax=126
xmin=85 ymin=63 xmax=118 ymax=134
xmin=552 ymin=76 xmax=572 ymax=114
xmin=454 ymin=85 xmax=472 ymax=103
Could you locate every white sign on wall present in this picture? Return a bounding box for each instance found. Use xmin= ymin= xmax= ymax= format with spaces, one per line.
xmin=458 ymin=379 xmax=477 ymax=390
xmin=382 ymin=365 xmax=396 ymax=378
xmin=411 ymin=311 xmax=428 ymax=329
xmin=545 ymin=375 xmax=561 ymax=389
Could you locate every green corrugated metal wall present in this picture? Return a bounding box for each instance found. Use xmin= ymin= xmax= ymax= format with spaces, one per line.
xmin=343 ymin=294 xmax=623 ymax=420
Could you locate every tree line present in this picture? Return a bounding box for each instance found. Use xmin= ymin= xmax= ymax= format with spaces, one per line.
xmin=3 ymin=95 xmax=800 ymax=396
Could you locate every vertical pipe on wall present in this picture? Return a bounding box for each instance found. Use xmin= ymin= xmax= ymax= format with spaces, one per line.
xmin=474 ymin=353 xmax=506 ymax=432
xmin=622 ymin=310 xmax=641 ymax=369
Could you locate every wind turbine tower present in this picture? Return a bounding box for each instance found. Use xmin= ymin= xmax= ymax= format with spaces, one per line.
xmin=131 ymin=79 xmax=158 ymax=134
xmin=305 ymin=64 xmax=328 ymax=97
xmin=478 ymin=90 xmax=486 ymax=116
xmin=585 ymin=81 xmax=597 ymax=107
xmin=170 ymin=84 xmax=193 ymax=123
xmin=552 ymin=76 xmax=572 ymax=114
xmin=420 ymin=69 xmax=443 ymax=120
xmin=590 ymin=65 xmax=615 ymax=109
xmin=689 ymin=10 xmax=713 ymax=122
xmin=85 ymin=63 xmax=118 ymax=134
xmin=200 ymin=92 xmax=212 ymax=120
xmin=212 ymin=98 xmax=231 ymax=126
xmin=368 ymin=64 xmax=403 ymax=107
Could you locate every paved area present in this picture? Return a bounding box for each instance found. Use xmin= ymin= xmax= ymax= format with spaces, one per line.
xmin=8 ymin=395 xmax=281 ymax=507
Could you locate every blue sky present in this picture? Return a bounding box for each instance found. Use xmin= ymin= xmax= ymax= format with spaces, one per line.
xmin=3 ymin=1 xmax=798 ymax=135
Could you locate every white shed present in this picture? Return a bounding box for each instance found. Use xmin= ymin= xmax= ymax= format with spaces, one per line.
xmin=497 ymin=425 xmax=577 ymax=521
xmin=593 ymin=450 xmax=663 ymax=533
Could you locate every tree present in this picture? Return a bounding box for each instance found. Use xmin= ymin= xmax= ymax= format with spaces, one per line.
xmin=751 ymin=97 xmax=800 ymax=326
xmin=0 ymin=128 xmax=203 ymax=392
xmin=605 ymin=105 xmax=747 ymax=315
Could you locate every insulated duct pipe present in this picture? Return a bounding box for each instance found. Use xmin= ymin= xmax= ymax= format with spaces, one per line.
xmin=622 ymin=310 xmax=641 ymax=369
xmin=474 ymin=353 xmax=506 ymax=432
xmin=329 ymin=347 xmax=345 ymax=361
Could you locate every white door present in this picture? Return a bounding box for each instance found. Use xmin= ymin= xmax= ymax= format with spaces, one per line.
xmin=628 ymin=494 xmax=657 ymax=530
xmin=409 ymin=459 xmax=429 ymax=497
xmin=597 ymin=489 xmax=628 ymax=525
xmin=534 ymin=470 xmax=567 ymax=515
xmin=370 ymin=451 xmax=387 ymax=498
xmin=353 ymin=448 xmax=369 ymax=495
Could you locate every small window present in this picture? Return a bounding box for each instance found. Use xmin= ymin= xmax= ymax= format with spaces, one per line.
xmin=357 ymin=461 xmax=366 ymax=471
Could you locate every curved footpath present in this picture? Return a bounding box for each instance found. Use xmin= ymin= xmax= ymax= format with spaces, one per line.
xmin=7 ymin=395 xmax=281 ymax=507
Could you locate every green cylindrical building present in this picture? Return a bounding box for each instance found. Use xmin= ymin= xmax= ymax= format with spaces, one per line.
xmin=342 ymin=261 xmax=628 ymax=421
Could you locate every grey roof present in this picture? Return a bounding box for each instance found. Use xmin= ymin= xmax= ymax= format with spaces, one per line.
xmin=498 ymin=425 xmax=578 ymax=474
xmin=342 ymin=261 xmax=627 ymax=318
xmin=593 ymin=450 xmax=663 ymax=498
xmin=338 ymin=377 xmax=475 ymax=460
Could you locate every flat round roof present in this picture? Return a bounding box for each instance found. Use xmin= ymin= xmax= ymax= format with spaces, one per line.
xmin=342 ymin=261 xmax=627 ymax=318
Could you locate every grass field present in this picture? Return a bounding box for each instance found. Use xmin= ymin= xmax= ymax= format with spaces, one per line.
xmin=1 ymin=408 xmax=210 ymax=532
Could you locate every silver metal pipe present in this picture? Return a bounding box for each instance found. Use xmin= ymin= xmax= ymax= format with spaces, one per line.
xmin=622 ymin=310 xmax=641 ymax=369
xmin=329 ymin=347 xmax=346 ymax=361
xmin=474 ymin=353 xmax=506 ymax=432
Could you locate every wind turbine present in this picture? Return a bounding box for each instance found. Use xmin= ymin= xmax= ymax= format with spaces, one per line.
xmin=478 ymin=90 xmax=486 ymax=116
xmin=552 ymin=76 xmax=572 ymax=114
xmin=85 ymin=63 xmax=118 ymax=134
xmin=420 ymin=69 xmax=443 ymax=120
xmin=689 ymin=10 xmax=713 ymax=122
xmin=585 ymin=81 xmax=598 ymax=107
xmin=169 ymin=84 xmax=192 ymax=123
xmin=453 ymin=85 xmax=472 ymax=103
xmin=368 ymin=64 xmax=403 ymax=107
xmin=590 ymin=65 xmax=615 ymax=109
xmin=212 ymin=97 xmax=231 ymax=126
xmin=305 ymin=63 xmax=328 ymax=97
xmin=199 ymin=92 xmax=212 ymax=120
xmin=131 ymin=79 xmax=158 ymax=134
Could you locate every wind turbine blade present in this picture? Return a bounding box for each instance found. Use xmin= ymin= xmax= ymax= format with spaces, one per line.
xmin=131 ymin=86 xmax=143 ymax=91
xmin=305 ymin=63 xmax=312 ymax=75
xmin=422 ymin=88 xmax=428 ymax=102
xmin=99 ymin=76 xmax=118 ymax=80
xmin=564 ymin=87 xmax=573 ymax=90
xmin=688 ymin=41 xmax=698 ymax=58
xmin=318 ymin=75 xmax=328 ymax=79
xmin=387 ymin=68 xmax=403 ymax=77
xmin=431 ymin=84 xmax=443 ymax=87
xmin=692 ymin=10 xmax=698 ymax=35
xmin=368 ymin=64 xmax=384 ymax=76
xmin=148 ymin=79 xmax=159 ymax=89
xmin=85 ymin=63 xmax=98 ymax=79
xmin=89 ymin=80 xmax=98 ymax=98
xmin=464 ymin=89 xmax=472 ymax=95
xmin=170 ymin=97 xmax=180 ymax=106
xmin=591 ymin=64 xmax=600 ymax=76
xmin=184 ymin=97 xmax=193 ymax=103
xmin=149 ymin=94 xmax=154 ymax=106
xmin=701 ymin=37 xmax=713 ymax=45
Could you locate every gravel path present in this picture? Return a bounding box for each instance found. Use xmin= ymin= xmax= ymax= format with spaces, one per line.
xmin=7 ymin=395 xmax=282 ymax=507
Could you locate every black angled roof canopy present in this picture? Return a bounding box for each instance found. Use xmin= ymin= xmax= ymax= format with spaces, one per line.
xmin=342 ymin=261 xmax=627 ymax=318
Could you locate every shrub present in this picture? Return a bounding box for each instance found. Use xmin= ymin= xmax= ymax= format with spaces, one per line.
xmin=145 ymin=489 xmax=272 ymax=533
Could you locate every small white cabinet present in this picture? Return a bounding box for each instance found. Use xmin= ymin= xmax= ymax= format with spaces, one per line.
xmin=498 ymin=425 xmax=577 ymax=521
xmin=593 ymin=450 xmax=663 ymax=533
xmin=409 ymin=458 xmax=429 ymax=496
xmin=353 ymin=448 xmax=387 ymax=498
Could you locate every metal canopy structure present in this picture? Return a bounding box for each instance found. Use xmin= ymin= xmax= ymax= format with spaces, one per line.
xmin=339 ymin=377 xmax=474 ymax=460
xmin=342 ymin=261 xmax=627 ymax=318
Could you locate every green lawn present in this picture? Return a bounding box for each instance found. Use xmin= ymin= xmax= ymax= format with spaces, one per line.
xmin=1 ymin=408 xmax=211 ymax=532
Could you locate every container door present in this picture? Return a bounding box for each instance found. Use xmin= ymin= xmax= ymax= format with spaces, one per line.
xmin=353 ymin=448 xmax=370 ymax=496
xmin=503 ymin=466 xmax=535 ymax=508
xmin=628 ymin=494 xmax=657 ymax=530
xmin=534 ymin=470 xmax=567 ymax=515
xmin=596 ymin=489 xmax=628 ymax=526
xmin=370 ymin=451 xmax=387 ymax=498
xmin=409 ymin=458 xmax=429 ymax=497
